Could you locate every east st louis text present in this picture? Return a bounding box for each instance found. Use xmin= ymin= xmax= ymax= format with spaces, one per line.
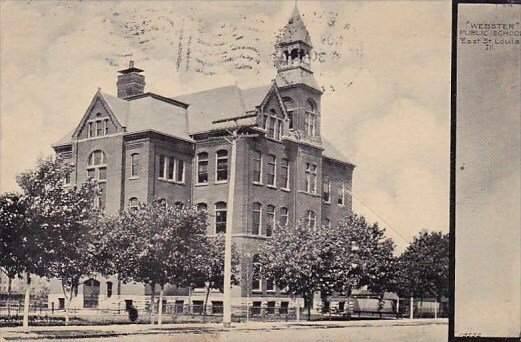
xmin=460 ymin=29 xmax=520 ymax=45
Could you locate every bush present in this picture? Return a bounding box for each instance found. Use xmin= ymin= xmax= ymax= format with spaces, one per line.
xmin=128 ymin=307 xmax=138 ymax=322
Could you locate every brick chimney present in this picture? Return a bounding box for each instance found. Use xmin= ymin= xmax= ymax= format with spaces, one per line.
xmin=117 ymin=60 xmax=146 ymax=99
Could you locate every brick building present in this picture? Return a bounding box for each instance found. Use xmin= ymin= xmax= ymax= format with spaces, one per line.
xmin=49 ymin=6 xmax=355 ymax=313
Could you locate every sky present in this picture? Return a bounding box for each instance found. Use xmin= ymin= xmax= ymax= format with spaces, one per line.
xmin=0 ymin=1 xmax=451 ymax=251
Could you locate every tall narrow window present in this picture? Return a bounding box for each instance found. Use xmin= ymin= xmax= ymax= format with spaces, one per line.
xmin=283 ymin=97 xmax=295 ymax=130
xmin=106 ymin=281 xmax=113 ymax=298
xmin=176 ymin=159 xmax=185 ymax=183
xmin=310 ymin=164 xmax=317 ymax=193
xmin=266 ymin=205 xmax=275 ymax=237
xmin=96 ymin=120 xmax=103 ymax=137
xmin=159 ymin=155 xmax=166 ymax=179
xmin=267 ymin=155 xmax=276 ymax=187
xmin=268 ymin=111 xmax=276 ymax=139
xmin=252 ymin=151 xmax=262 ymax=183
xmin=88 ymin=122 xmax=94 ymax=138
xmin=279 ymin=207 xmax=289 ymax=226
xmin=168 ymin=157 xmax=175 ymax=181
xmin=323 ymin=218 xmax=331 ymax=229
xmin=323 ymin=177 xmax=331 ymax=203
xmin=266 ymin=279 xmax=275 ymax=292
xmin=104 ymin=119 xmax=109 ymax=135
xmin=305 ymin=99 xmax=317 ymax=137
xmin=305 ymin=210 xmax=316 ymax=229
xmin=87 ymin=150 xmax=107 ymax=209
xmin=197 ymin=152 xmax=209 ymax=184
xmin=252 ymin=254 xmax=261 ymax=292
xmin=252 ymin=202 xmax=262 ymax=235
xmin=130 ymin=153 xmax=140 ymax=178
xmin=280 ymin=158 xmax=289 ymax=189
xmin=215 ymin=202 xmax=227 ymax=234
xmin=216 ymin=150 xmax=228 ymax=181
xmin=338 ymin=181 xmax=345 ymax=206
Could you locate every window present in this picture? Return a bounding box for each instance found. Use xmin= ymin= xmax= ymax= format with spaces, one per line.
xmin=305 ymin=210 xmax=316 ymax=229
xmin=159 ymin=155 xmax=166 ymax=179
xmin=279 ymin=207 xmax=289 ymax=226
xmin=106 ymin=282 xmax=113 ymax=298
xmin=280 ymin=301 xmax=289 ymax=314
xmin=267 ymin=301 xmax=276 ymax=314
xmin=266 ymin=279 xmax=275 ymax=292
xmin=159 ymin=155 xmax=184 ymax=183
xmin=323 ymin=177 xmax=331 ymax=203
xmin=197 ymin=152 xmax=209 ymax=184
xmin=283 ymin=97 xmax=295 ymax=130
xmin=252 ymin=151 xmax=262 ymax=184
xmin=323 ymin=218 xmax=331 ymax=229
xmin=266 ymin=205 xmax=275 ymax=237
xmin=63 ymin=168 xmax=72 ymax=186
xmin=174 ymin=202 xmax=184 ymax=209
xmin=216 ymin=150 xmax=228 ymax=181
xmin=83 ymin=279 xmax=100 ymax=308
xmin=338 ymin=181 xmax=345 ymax=206
xmin=267 ymin=155 xmax=276 ymax=187
xmin=264 ymin=109 xmax=283 ymax=140
xmin=305 ymin=163 xmax=317 ymax=194
xmin=130 ymin=153 xmax=140 ymax=178
xmin=252 ymin=255 xmax=261 ymax=291
xmin=280 ymin=158 xmax=289 ymax=189
xmin=176 ymin=159 xmax=185 ymax=183
xmin=87 ymin=150 xmax=107 ymax=209
xmin=215 ymin=202 xmax=227 ymax=234
xmin=196 ymin=203 xmax=208 ymax=212
xmin=88 ymin=114 xmax=109 ymax=138
xmin=129 ymin=197 xmax=138 ymax=210
xmin=252 ymin=202 xmax=262 ymax=235
xmin=305 ymin=99 xmax=317 ymax=137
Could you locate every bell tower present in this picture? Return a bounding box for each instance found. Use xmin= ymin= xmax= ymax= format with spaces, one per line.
xmin=275 ymin=4 xmax=322 ymax=143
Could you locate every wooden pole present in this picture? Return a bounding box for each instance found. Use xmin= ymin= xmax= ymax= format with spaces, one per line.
xmin=409 ymin=297 xmax=414 ymax=319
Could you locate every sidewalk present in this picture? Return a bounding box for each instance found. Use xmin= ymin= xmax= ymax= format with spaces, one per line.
xmin=0 ymin=318 xmax=448 ymax=340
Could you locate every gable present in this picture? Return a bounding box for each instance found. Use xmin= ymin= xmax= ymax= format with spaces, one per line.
xmin=74 ymin=92 xmax=124 ymax=140
xmin=256 ymin=83 xmax=288 ymax=127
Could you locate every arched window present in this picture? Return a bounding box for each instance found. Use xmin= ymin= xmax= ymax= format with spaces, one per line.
xmin=197 ymin=152 xmax=209 ymax=184
xmin=130 ymin=153 xmax=140 ymax=178
xmin=252 ymin=202 xmax=262 ymax=235
xmin=305 ymin=210 xmax=316 ymax=229
xmin=215 ymin=202 xmax=227 ymax=234
xmin=305 ymin=99 xmax=317 ymax=137
xmin=323 ymin=177 xmax=331 ymax=203
xmin=129 ymin=197 xmax=138 ymax=210
xmin=87 ymin=150 xmax=107 ymax=209
xmin=266 ymin=205 xmax=275 ymax=237
xmin=216 ymin=150 xmax=228 ymax=181
xmin=83 ymin=279 xmax=100 ymax=308
xmin=196 ymin=203 xmax=208 ymax=212
xmin=283 ymin=97 xmax=295 ymax=130
xmin=279 ymin=207 xmax=289 ymax=226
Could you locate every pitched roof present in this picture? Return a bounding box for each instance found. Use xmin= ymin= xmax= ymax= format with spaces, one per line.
xmin=172 ymin=84 xmax=271 ymax=134
xmin=322 ymin=138 xmax=354 ymax=166
xmin=277 ymin=5 xmax=312 ymax=47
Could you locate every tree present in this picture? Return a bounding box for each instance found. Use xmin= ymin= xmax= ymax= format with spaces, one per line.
xmin=258 ymin=213 xmax=396 ymax=319
xmin=110 ymin=201 xmax=208 ymax=325
xmin=191 ymin=235 xmax=240 ymax=321
xmin=0 ymin=193 xmax=29 ymax=316
xmin=16 ymin=156 xmax=98 ymax=325
xmin=395 ymin=230 xmax=449 ymax=302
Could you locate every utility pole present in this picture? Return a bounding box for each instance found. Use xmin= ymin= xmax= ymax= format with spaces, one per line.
xmin=213 ymin=116 xmax=258 ymax=328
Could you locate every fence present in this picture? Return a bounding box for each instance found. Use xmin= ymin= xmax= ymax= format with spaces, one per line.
xmin=398 ymin=298 xmax=448 ymax=319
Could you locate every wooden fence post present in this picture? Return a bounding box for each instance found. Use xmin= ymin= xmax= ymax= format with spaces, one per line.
xmin=409 ymin=297 xmax=414 ymax=319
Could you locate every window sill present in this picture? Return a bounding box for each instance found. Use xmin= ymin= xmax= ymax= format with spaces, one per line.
xmin=252 ymin=290 xmax=263 ymax=294
xmin=195 ymin=182 xmax=209 ymax=187
xmin=323 ymin=201 xmax=331 ymax=205
xmin=158 ymin=178 xmax=186 ymax=185
xmin=129 ymin=176 xmax=140 ymax=180
xmin=298 ymin=190 xmax=321 ymax=198
xmin=214 ymin=180 xmax=228 ymax=185
xmin=266 ymin=290 xmax=276 ymax=293
xmin=266 ymin=185 xmax=277 ymax=189
xmin=280 ymin=188 xmax=290 ymax=192
xmin=253 ymin=182 xmax=263 ymax=186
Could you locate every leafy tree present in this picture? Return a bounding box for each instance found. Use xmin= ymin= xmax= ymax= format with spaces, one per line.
xmin=396 ymin=230 xmax=449 ymax=303
xmin=191 ymin=234 xmax=240 ymax=321
xmin=0 ymin=193 xmax=30 ymax=315
xmin=16 ymin=156 xmax=98 ymax=325
xmin=258 ymin=213 xmax=396 ymax=319
xmin=110 ymin=201 xmax=208 ymax=325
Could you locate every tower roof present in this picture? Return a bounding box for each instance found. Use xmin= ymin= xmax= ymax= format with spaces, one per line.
xmin=277 ymin=5 xmax=312 ymax=48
